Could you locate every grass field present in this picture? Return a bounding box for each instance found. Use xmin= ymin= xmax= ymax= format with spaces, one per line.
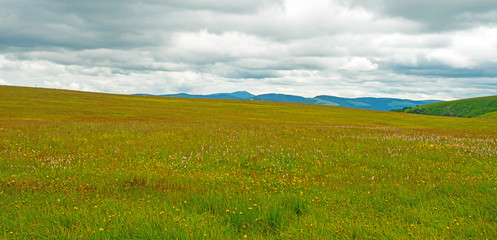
xmin=1 ymin=86 xmax=497 ymax=239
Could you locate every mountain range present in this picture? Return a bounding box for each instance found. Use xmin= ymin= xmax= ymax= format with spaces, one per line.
xmin=137 ymin=91 xmax=442 ymax=111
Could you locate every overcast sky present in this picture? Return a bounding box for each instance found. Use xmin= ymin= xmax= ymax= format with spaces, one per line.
xmin=1 ymin=0 xmax=497 ymax=100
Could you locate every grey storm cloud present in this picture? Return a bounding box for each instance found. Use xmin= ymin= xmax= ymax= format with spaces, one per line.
xmin=1 ymin=0 xmax=497 ymax=100
xmin=350 ymin=0 xmax=497 ymax=31
xmin=0 ymin=0 xmax=172 ymax=49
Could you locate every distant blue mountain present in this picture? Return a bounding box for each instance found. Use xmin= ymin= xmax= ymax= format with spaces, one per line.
xmin=137 ymin=91 xmax=442 ymax=111
xmin=161 ymin=91 xmax=254 ymax=100
xmin=315 ymin=96 xmax=441 ymax=111
xmin=252 ymin=94 xmax=317 ymax=104
xmin=210 ymin=91 xmax=255 ymax=100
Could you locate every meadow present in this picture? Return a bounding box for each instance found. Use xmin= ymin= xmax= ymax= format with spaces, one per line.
xmin=1 ymin=86 xmax=497 ymax=239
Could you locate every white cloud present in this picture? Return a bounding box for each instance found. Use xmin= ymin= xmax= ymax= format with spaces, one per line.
xmin=340 ymin=57 xmax=379 ymax=71
xmin=42 ymin=81 xmax=64 ymax=89
xmin=68 ymin=82 xmax=81 ymax=90
xmin=426 ymin=49 xmax=475 ymax=69
xmin=171 ymin=30 xmax=284 ymax=62
xmin=451 ymin=26 xmax=497 ymax=64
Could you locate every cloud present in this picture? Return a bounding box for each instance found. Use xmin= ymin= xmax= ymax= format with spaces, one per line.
xmin=340 ymin=57 xmax=379 ymax=72
xmin=426 ymin=50 xmax=475 ymax=69
xmin=350 ymin=0 xmax=497 ymax=31
xmin=163 ymin=0 xmax=279 ymax=12
xmin=169 ymin=30 xmax=285 ymax=64
xmin=1 ymin=0 xmax=497 ymax=100
xmin=376 ymin=26 xmax=497 ymax=78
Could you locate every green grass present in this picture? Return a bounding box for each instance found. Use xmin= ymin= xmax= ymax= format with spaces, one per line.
xmin=481 ymin=111 xmax=497 ymax=119
xmin=1 ymin=85 xmax=497 ymax=239
xmin=403 ymin=95 xmax=497 ymax=118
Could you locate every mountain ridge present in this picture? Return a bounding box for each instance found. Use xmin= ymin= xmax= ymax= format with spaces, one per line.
xmin=146 ymin=91 xmax=442 ymax=111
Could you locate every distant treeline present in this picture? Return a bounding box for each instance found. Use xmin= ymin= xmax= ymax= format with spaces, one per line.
xmin=391 ymin=106 xmax=426 ymax=114
xmin=391 ymin=106 xmax=470 ymax=117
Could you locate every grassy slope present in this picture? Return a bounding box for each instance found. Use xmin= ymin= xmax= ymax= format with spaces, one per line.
xmin=405 ymin=95 xmax=497 ymax=119
xmin=1 ymin=86 xmax=496 ymax=130
xmin=482 ymin=111 xmax=497 ymax=119
xmin=1 ymin=86 xmax=497 ymax=239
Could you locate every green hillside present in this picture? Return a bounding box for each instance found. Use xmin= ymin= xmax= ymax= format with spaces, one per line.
xmin=401 ymin=95 xmax=497 ymax=119
xmin=1 ymin=86 xmax=497 ymax=239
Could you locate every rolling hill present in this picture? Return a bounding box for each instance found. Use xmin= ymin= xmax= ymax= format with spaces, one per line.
xmin=152 ymin=92 xmax=441 ymax=111
xmin=0 ymin=85 xmax=490 ymax=129
xmin=400 ymin=95 xmax=497 ymax=119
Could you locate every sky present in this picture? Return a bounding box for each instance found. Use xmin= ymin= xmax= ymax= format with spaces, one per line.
xmin=1 ymin=0 xmax=497 ymax=100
